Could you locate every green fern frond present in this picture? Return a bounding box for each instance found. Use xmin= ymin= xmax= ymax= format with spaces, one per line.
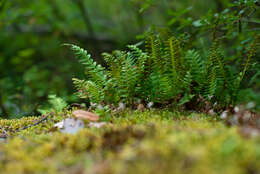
xmin=165 ymin=36 xmax=183 ymax=83
xmin=72 ymin=78 xmax=104 ymax=104
xmin=66 ymin=44 xmax=107 ymax=87
xmin=207 ymin=42 xmax=225 ymax=80
xmin=127 ymin=45 xmax=148 ymax=71
xmin=183 ymin=71 xmax=192 ymax=92
xmin=146 ymin=72 xmax=173 ymax=102
xmin=145 ymin=33 xmax=162 ymax=70
xmin=119 ymin=53 xmax=140 ymax=103
xmin=240 ymin=34 xmax=260 ymax=83
xmin=207 ymin=69 xmax=217 ymax=99
xmin=231 ymin=34 xmax=260 ymax=104
xmin=185 ymin=50 xmax=206 ymax=84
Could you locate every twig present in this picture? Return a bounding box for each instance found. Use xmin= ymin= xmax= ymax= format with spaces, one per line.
xmin=16 ymin=113 xmax=51 ymax=132
xmin=0 ymin=113 xmax=52 ymax=139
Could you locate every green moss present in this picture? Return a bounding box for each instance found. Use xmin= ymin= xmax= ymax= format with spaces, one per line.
xmin=0 ymin=110 xmax=259 ymax=174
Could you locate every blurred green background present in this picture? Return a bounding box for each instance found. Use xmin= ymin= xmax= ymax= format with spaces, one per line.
xmin=0 ymin=0 xmax=259 ymax=117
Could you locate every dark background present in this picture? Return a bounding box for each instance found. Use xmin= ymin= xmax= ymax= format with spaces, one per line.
xmin=0 ymin=0 xmax=259 ymax=117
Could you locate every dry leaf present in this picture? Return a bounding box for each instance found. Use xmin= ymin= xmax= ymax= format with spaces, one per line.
xmin=72 ymin=110 xmax=99 ymax=121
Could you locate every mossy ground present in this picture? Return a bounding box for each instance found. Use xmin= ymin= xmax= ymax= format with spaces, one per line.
xmin=0 ymin=110 xmax=259 ymax=174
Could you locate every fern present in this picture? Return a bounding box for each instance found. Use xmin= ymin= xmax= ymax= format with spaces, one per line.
xmin=69 ymin=31 xmax=259 ymax=110
xmin=65 ymin=44 xmax=108 ymax=104
xmin=127 ymin=45 xmax=148 ymax=72
xmin=90 ymin=45 xmax=149 ymax=105
xmin=65 ymin=44 xmax=108 ymax=88
xmin=165 ymin=36 xmax=182 ymax=81
xmin=185 ymin=50 xmax=206 ymax=84
xmin=164 ymin=35 xmax=186 ymax=100
xmin=38 ymin=94 xmax=67 ymax=114
xmin=118 ymin=53 xmax=139 ymax=103
xmin=73 ymin=78 xmax=104 ymax=104
xmin=231 ymin=34 xmax=260 ymax=104
xmin=145 ymin=33 xmax=163 ymax=71
xmin=146 ymin=71 xmax=173 ymax=102
xmin=183 ymin=71 xmax=192 ymax=92
xmin=240 ymin=35 xmax=260 ymax=83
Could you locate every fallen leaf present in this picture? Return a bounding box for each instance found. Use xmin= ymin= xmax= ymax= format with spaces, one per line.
xmin=72 ymin=110 xmax=99 ymax=121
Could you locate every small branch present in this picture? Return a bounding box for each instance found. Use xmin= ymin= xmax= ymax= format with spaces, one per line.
xmin=16 ymin=113 xmax=51 ymax=132
xmin=0 ymin=113 xmax=51 ymax=139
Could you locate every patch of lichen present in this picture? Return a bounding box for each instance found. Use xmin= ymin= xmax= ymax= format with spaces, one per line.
xmin=0 ymin=110 xmax=259 ymax=174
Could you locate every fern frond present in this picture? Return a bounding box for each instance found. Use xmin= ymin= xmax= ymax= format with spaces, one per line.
xmin=165 ymin=36 xmax=183 ymax=84
xmin=207 ymin=69 xmax=217 ymax=99
xmin=183 ymin=71 xmax=192 ymax=92
xmin=66 ymin=44 xmax=107 ymax=87
xmin=72 ymin=78 xmax=104 ymax=104
xmin=127 ymin=45 xmax=148 ymax=71
xmin=119 ymin=53 xmax=140 ymax=103
xmin=146 ymin=71 xmax=173 ymax=102
xmin=240 ymin=34 xmax=260 ymax=82
xmin=207 ymin=42 xmax=225 ymax=80
xmin=145 ymin=33 xmax=163 ymax=70
xmin=185 ymin=50 xmax=206 ymax=84
xmin=231 ymin=34 xmax=260 ymax=104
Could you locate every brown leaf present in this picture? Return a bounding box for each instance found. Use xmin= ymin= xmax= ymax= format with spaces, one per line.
xmin=72 ymin=110 xmax=99 ymax=122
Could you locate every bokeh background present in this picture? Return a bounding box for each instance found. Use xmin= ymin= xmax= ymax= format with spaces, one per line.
xmin=0 ymin=0 xmax=259 ymax=117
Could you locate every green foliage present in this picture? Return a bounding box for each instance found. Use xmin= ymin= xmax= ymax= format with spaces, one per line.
xmin=1 ymin=0 xmax=260 ymax=117
xmin=70 ymin=28 xmax=259 ymax=110
xmin=69 ymin=44 xmax=149 ymax=106
xmin=38 ymin=94 xmax=68 ymax=114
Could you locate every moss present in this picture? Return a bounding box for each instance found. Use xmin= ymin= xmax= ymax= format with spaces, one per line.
xmin=0 ymin=110 xmax=259 ymax=174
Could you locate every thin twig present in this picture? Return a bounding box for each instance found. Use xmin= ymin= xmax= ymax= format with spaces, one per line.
xmin=0 ymin=113 xmax=52 ymax=139
xmin=16 ymin=113 xmax=52 ymax=132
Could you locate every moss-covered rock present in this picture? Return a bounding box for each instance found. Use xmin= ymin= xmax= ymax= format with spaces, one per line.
xmin=0 ymin=110 xmax=259 ymax=174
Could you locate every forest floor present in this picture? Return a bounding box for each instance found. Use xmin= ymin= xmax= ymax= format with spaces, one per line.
xmin=0 ymin=110 xmax=259 ymax=174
